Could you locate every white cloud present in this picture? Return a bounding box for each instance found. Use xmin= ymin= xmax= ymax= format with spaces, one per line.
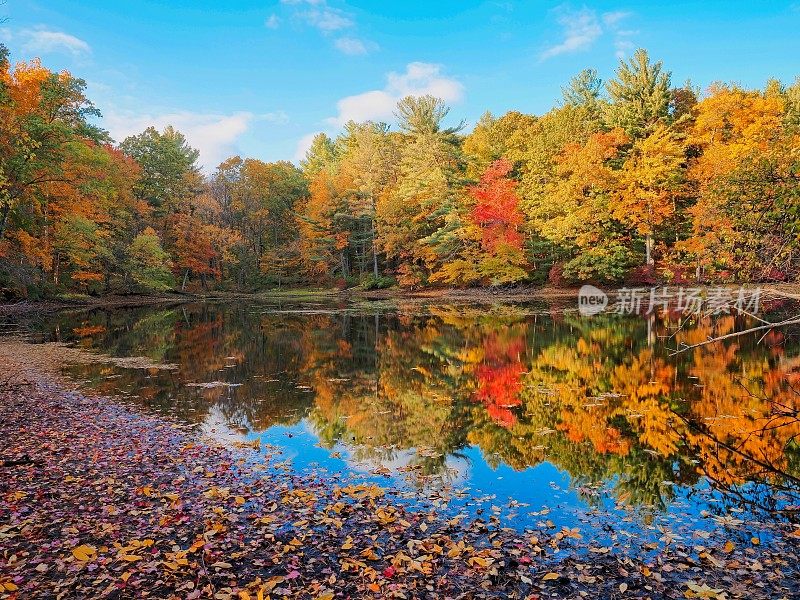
xmin=387 ymin=62 xmax=464 ymax=101
xmin=326 ymin=62 xmax=464 ymax=127
xmin=261 ymin=110 xmax=290 ymax=125
xmin=278 ymin=0 xmax=376 ymax=54
xmin=104 ymin=111 xmax=254 ymax=171
xmin=293 ymin=131 xmax=322 ymax=162
xmin=614 ymin=38 xmax=634 ymax=59
xmin=540 ymin=8 xmax=602 ymax=59
xmin=334 ymin=36 xmax=368 ymax=55
xmin=328 ymin=90 xmax=396 ymax=126
xmin=602 ymin=11 xmax=630 ymax=26
xmin=265 ymin=14 xmax=281 ymax=29
xmin=282 ymin=0 xmax=353 ymax=32
xmin=540 ymin=7 xmax=632 ymax=60
xmin=302 ymin=7 xmax=352 ymax=31
xmin=10 ymin=27 xmax=91 ymax=56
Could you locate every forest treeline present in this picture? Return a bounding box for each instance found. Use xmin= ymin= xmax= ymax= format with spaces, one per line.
xmin=1 ymin=43 xmax=799 ymax=297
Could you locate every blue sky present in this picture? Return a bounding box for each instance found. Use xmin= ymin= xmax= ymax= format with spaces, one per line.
xmin=2 ymin=1 xmax=799 ymax=170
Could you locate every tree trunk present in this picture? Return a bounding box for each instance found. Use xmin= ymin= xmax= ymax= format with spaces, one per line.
xmin=645 ymin=234 xmax=654 ymax=266
xmin=181 ymin=269 xmax=189 ymax=291
xmin=372 ymin=221 xmax=379 ymax=277
xmin=0 ymin=202 xmax=10 ymax=241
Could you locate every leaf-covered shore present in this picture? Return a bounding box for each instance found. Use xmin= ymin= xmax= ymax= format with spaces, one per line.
xmin=1 ymin=342 xmax=799 ymax=599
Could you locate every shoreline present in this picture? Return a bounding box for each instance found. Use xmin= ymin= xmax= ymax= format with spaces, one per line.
xmin=2 ymin=282 xmax=796 ymax=317
xmin=1 ymin=338 xmax=799 ymax=598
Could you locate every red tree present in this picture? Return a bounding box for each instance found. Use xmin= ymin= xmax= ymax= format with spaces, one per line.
xmin=470 ymin=159 xmax=525 ymax=253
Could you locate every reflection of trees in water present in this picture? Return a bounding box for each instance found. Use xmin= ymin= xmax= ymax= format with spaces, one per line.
xmin=46 ymin=301 xmax=800 ymax=512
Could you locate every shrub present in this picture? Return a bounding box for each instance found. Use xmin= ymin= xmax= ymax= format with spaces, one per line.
xmin=360 ymin=274 xmax=397 ymax=290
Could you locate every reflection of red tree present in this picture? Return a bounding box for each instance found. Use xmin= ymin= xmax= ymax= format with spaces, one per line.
xmin=474 ymin=333 xmax=526 ymax=427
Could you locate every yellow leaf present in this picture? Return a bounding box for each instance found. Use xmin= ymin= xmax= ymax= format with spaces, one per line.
xmin=120 ymin=554 xmax=142 ymax=562
xmin=121 ymin=572 xmax=132 ymax=582
xmin=542 ymin=572 xmax=560 ymax=581
xmin=235 ymin=496 xmax=246 ymax=506
xmin=685 ymin=582 xmax=725 ymax=599
xmin=368 ymin=583 xmax=381 ymax=592
xmin=620 ymin=582 xmax=628 ymax=593
xmin=317 ymin=594 xmax=334 ymax=600
xmin=239 ymin=592 xmax=251 ymax=600
xmin=72 ymin=544 xmax=97 ymax=561
xmin=723 ymin=540 xmax=735 ymax=553
xmin=2 ymin=582 xmax=19 ymax=592
xmin=361 ymin=547 xmax=379 ymax=561
xmin=468 ymin=555 xmax=494 ymax=568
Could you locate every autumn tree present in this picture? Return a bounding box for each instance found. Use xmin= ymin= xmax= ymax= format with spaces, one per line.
xmin=506 ymin=103 xmax=605 ymax=280
xmin=680 ymin=84 xmax=794 ymax=280
xmin=462 ymin=111 xmax=538 ymax=180
xmin=432 ymin=159 xmax=527 ymax=285
xmin=0 ymin=45 xmax=148 ymax=295
xmin=377 ymin=95 xmax=464 ymax=285
xmin=611 ymin=124 xmax=685 ymax=266
xmin=126 ymin=227 xmax=175 ymax=291
xmin=337 ymin=121 xmax=400 ymax=278
xmin=541 ymin=128 xmax=632 ymax=282
xmin=300 ymin=133 xmax=337 ymax=179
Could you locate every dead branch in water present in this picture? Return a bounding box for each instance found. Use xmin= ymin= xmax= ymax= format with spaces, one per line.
xmin=669 ymin=314 xmax=800 ymax=355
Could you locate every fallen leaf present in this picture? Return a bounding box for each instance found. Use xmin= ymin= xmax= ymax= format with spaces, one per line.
xmin=72 ymin=544 xmax=97 ymax=562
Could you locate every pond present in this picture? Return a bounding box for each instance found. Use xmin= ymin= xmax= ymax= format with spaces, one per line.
xmin=14 ymin=297 xmax=800 ymax=541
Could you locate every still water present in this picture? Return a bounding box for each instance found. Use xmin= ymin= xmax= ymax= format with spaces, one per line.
xmin=20 ymin=299 xmax=800 ymax=535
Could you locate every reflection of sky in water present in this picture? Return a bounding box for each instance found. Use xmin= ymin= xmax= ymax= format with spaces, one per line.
xmin=200 ymin=414 xmax=784 ymax=546
xmin=19 ymin=299 xmax=800 ymax=541
xmin=194 ymin=396 xmax=615 ymax=532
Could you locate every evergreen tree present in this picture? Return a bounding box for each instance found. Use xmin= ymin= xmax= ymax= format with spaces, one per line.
xmin=605 ymin=49 xmax=672 ymax=139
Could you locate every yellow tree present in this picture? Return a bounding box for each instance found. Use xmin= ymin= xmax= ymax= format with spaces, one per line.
xmin=541 ymin=128 xmax=633 ymax=281
xmin=611 ymin=124 xmax=685 ymax=266
xmin=680 ymin=84 xmax=788 ymax=280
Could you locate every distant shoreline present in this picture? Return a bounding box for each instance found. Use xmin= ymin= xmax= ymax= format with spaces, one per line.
xmin=1 ymin=282 xmax=796 ymax=316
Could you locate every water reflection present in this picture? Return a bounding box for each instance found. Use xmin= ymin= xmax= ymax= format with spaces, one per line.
xmin=29 ymin=301 xmax=800 ymax=516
